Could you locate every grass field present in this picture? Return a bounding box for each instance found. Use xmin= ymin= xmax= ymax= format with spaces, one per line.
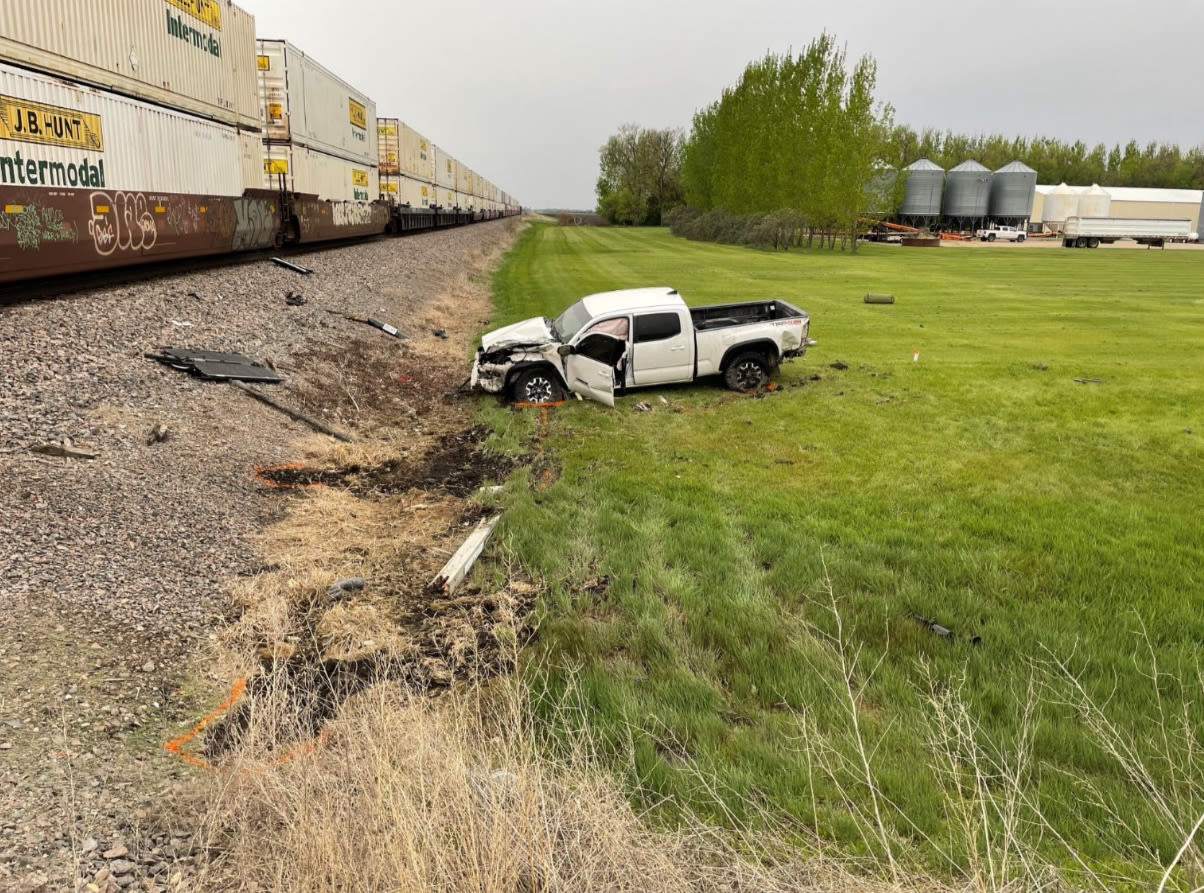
xmin=479 ymin=225 xmax=1204 ymax=887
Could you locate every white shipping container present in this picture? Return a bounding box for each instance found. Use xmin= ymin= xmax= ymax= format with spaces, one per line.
xmin=0 ymin=0 xmax=260 ymax=130
xmin=257 ymin=40 xmax=376 ymax=166
xmin=377 ymin=117 xmax=400 ymax=175
xmin=434 ymin=147 xmax=456 ymax=189
xmin=381 ymin=173 xmax=433 ymax=208
xmin=399 ymin=123 xmax=434 ymax=183
xmin=0 ymin=60 xmax=246 ymax=195
xmin=262 ymin=143 xmax=378 ymax=202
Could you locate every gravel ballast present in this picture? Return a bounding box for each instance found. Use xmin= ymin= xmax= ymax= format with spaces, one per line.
xmin=0 ymin=220 xmax=520 ymax=891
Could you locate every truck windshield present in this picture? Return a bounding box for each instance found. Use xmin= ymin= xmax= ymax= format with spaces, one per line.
xmin=552 ymin=300 xmax=593 ymax=341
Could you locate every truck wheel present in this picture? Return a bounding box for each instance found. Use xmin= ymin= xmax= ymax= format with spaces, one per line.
xmin=724 ymin=353 xmax=770 ymax=392
xmin=987 ymin=233 xmax=996 ymax=242
xmin=1088 ymin=238 xmax=1100 ymax=249
xmin=1017 ymin=234 xmax=1026 ymax=242
xmin=511 ymin=367 xmax=564 ymax=404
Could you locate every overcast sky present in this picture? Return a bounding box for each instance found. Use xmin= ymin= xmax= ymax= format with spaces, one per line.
xmin=243 ymin=0 xmax=1204 ymax=210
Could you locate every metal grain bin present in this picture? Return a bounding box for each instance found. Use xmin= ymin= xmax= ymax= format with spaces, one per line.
xmin=0 ymin=0 xmax=260 ymax=130
xmin=1042 ymin=183 xmax=1080 ymax=228
xmin=257 ymin=40 xmax=377 ymax=167
xmin=899 ymin=159 xmax=945 ymax=217
xmin=863 ymin=162 xmax=898 ymax=215
xmin=1078 ymin=183 xmax=1112 ymax=218
xmin=943 ymin=161 xmax=992 ymax=218
xmin=988 ymin=161 xmax=1037 ymax=219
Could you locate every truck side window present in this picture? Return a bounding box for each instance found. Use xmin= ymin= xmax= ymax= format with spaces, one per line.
xmin=633 ymin=312 xmax=681 ymax=343
xmin=575 ymin=333 xmax=626 ymax=366
xmin=583 ymin=317 xmax=629 ymax=339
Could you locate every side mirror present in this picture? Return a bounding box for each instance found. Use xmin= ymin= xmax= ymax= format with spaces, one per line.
xmin=557 ymin=344 xmax=573 ymax=357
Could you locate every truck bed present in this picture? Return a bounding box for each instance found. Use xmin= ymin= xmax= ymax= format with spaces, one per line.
xmin=690 ymin=300 xmax=806 ymax=331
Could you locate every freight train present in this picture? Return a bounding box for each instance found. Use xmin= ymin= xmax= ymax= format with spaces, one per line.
xmin=0 ymin=0 xmax=521 ymax=286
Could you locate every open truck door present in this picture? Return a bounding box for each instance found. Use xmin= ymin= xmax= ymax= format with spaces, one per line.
xmin=563 ymin=333 xmax=626 ymax=407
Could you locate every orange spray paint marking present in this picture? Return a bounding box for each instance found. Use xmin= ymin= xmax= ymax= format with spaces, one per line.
xmin=164 ymin=677 xmax=331 ymax=772
xmin=253 ymin=461 xmax=325 ymax=490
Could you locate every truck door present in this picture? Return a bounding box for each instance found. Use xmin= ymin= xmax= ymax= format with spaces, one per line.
xmin=631 ymin=309 xmax=693 ymax=385
xmin=564 ymin=333 xmax=626 ymax=407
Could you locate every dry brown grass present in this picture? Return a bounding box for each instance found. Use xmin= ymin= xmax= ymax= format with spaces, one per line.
xmin=193 ymin=669 xmax=963 ymax=893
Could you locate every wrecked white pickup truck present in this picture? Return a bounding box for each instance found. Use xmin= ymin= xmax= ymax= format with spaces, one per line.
xmin=470 ymin=287 xmax=813 ymax=406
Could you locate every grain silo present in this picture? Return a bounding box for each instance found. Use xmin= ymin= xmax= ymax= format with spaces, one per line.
xmin=1078 ymin=184 xmax=1112 ymax=218
xmin=988 ymin=161 xmax=1037 ymax=223
xmin=942 ymin=161 xmax=993 ymax=226
xmin=899 ymin=159 xmax=945 ymax=225
xmin=1042 ymin=183 xmax=1080 ymax=231
xmin=863 ymin=162 xmax=899 ymax=215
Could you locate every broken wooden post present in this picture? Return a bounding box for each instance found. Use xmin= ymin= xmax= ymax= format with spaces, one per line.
xmin=429 ymin=515 xmax=502 ymax=596
xmin=229 ymin=381 xmax=355 ymax=443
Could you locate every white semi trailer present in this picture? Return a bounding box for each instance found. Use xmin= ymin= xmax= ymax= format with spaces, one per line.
xmin=1061 ymin=217 xmax=1197 ymax=248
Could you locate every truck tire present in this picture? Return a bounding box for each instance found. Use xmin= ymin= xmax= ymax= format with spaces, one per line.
xmin=724 ymin=352 xmax=770 ymax=392
xmin=1017 ymin=234 xmax=1026 ymax=242
xmin=1088 ymin=238 xmax=1100 ymax=249
xmin=511 ymin=367 xmax=565 ymax=405
xmin=987 ymin=233 xmax=996 ymax=242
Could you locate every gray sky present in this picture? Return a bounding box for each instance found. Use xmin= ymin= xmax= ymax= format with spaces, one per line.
xmin=244 ymin=0 xmax=1204 ymax=210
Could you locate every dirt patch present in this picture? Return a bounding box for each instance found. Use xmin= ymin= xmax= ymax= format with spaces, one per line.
xmin=253 ymin=425 xmax=525 ymax=496
xmin=286 ymin=336 xmax=470 ymax=434
xmin=204 ymin=577 xmax=541 ymax=758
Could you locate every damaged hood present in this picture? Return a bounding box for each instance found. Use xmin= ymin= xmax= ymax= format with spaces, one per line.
xmin=479 ymin=317 xmax=557 ymax=351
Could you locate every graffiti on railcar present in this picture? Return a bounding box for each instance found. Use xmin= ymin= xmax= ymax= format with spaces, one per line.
xmin=88 ymin=192 xmax=158 ymax=255
xmin=165 ymin=199 xmax=202 ymax=236
xmin=231 ymin=197 xmax=276 ymax=250
xmin=332 ymin=202 xmax=376 ymax=228
xmin=0 ymin=203 xmax=78 ymax=250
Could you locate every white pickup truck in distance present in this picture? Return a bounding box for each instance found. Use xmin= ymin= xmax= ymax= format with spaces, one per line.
xmin=471 ymin=287 xmax=813 ymax=406
xmin=975 ymin=224 xmax=1026 ymax=242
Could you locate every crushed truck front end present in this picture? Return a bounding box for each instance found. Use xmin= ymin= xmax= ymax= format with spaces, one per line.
xmin=470 ymin=316 xmax=563 ymax=395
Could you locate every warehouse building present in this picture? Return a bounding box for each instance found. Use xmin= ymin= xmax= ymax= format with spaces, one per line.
xmin=1032 ymin=184 xmax=1204 ymax=233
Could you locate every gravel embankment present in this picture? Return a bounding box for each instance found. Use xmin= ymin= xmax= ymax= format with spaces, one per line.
xmin=0 ymin=220 xmax=519 ymax=892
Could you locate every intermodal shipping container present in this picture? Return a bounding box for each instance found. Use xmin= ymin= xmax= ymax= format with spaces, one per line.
xmin=380 ymin=173 xmax=431 ymax=209
xmin=257 ymin=39 xmax=376 ymax=166
xmin=0 ymin=60 xmax=279 ymax=283
xmin=261 ymin=143 xmax=378 ymax=202
xmin=434 ymin=148 xmax=456 ymax=190
xmin=377 ymin=117 xmax=400 ymax=175
xmin=399 ymin=122 xmax=434 ymax=183
xmin=0 ymin=0 xmax=260 ymax=130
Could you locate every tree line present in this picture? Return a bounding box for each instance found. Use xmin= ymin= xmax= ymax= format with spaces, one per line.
xmin=883 ymin=128 xmax=1204 ymax=190
xmin=595 ymin=36 xmax=1204 ymax=242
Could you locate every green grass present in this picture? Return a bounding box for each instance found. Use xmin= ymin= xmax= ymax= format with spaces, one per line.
xmin=482 ymin=225 xmax=1204 ymax=886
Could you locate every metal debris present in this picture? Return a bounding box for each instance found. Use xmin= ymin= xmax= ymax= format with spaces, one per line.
xmin=146 ymin=348 xmax=283 ymax=384
xmin=366 ymin=317 xmax=404 ymax=338
xmin=229 ymin=381 xmax=355 ymax=443
xmin=285 ymin=291 xmax=307 ymax=306
xmin=271 ymin=257 xmax=313 ymax=275
xmin=911 ymin=613 xmax=953 ymax=639
xmin=29 ymin=441 xmax=96 ymax=460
